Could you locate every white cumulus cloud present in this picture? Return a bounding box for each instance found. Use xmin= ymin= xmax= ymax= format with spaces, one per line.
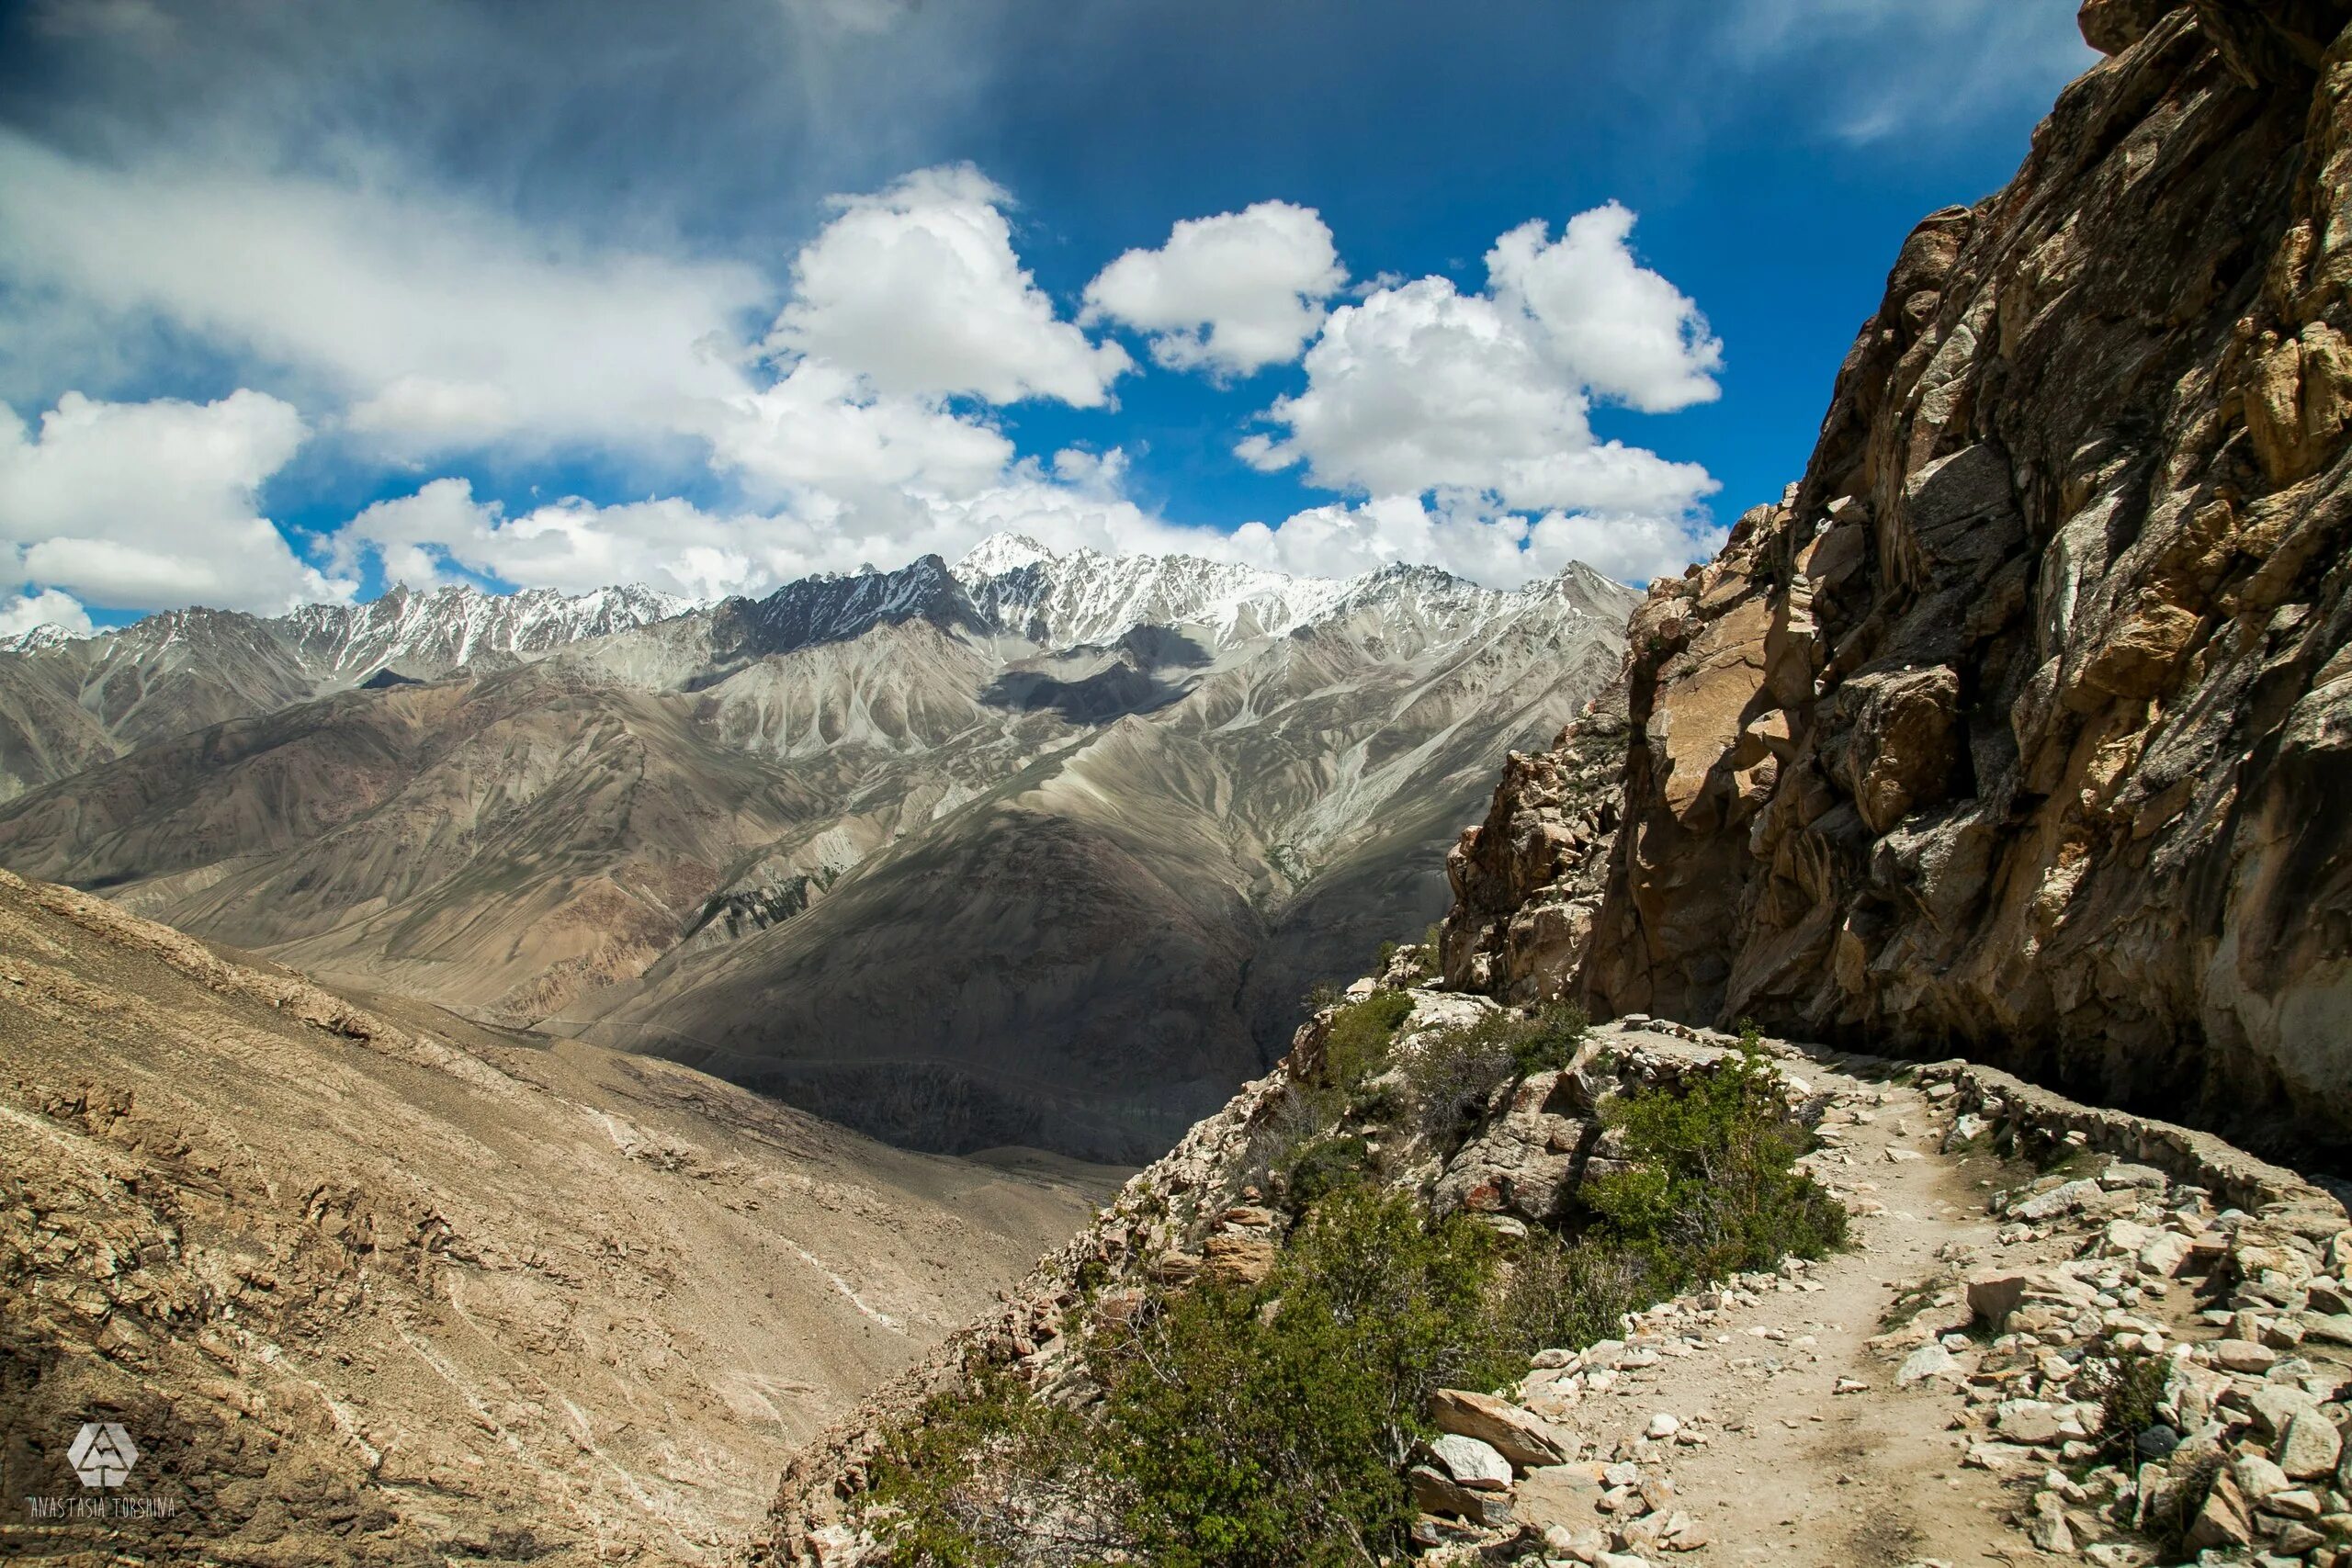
xmin=764 ymin=164 xmax=1132 ymax=408
xmin=0 ymin=587 xmax=96 ymax=640
xmin=1237 ymin=273 xmax=1716 ymax=518
xmin=1228 ymin=493 xmax=1722 ymax=589
xmin=1237 ymin=202 xmax=1719 ymax=546
xmin=0 ymin=389 xmax=352 ymax=615
xmin=703 ymin=359 xmax=1015 ymax=501
xmin=1487 ymin=202 xmax=1723 ymax=413
xmin=1082 ymin=200 xmax=1346 ymax=378
xmin=334 ymin=479 xmax=788 ymax=604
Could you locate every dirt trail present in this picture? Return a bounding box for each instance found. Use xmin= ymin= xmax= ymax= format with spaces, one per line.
xmin=1555 ymin=1049 xmax=2018 ymax=1563
xmin=1481 ymin=1027 xmax=2352 ymax=1568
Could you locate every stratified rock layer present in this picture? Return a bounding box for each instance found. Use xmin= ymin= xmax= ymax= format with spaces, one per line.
xmin=1444 ymin=0 xmax=2352 ymax=1159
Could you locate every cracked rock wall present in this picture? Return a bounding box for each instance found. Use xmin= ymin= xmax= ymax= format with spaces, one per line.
xmin=1443 ymin=0 xmax=2352 ymax=1160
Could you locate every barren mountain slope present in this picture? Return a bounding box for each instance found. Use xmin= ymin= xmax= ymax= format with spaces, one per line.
xmin=1442 ymin=0 xmax=2352 ymax=1162
xmin=0 ymin=549 xmax=1632 ymax=1161
xmin=0 ymin=869 xmax=1111 ymax=1565
xmin=569 ymin=573 xmax=1629 ymax=1161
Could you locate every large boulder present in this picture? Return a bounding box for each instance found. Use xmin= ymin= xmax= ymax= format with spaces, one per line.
xmin=1429 ymin=1388 xmax=1569 ymax=1472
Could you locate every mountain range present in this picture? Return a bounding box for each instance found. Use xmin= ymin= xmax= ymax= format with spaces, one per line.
xmin=0 ymin=540 xmax=1634 ymax=1160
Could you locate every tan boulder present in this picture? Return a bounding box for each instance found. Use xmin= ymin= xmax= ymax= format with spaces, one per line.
xmin=1429 ymin=1388 xmax=1569 ymax=1471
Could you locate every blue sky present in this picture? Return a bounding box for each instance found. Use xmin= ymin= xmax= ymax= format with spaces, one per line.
xmin=0 ymin=0 xmax=2093 ymax=632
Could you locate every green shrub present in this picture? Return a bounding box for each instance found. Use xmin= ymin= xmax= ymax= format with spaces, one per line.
xmin=2083 ymin=1350 xmax=2169 ymax=1467
xmin=1315 ymin=989 xmax=1413 ymax=1093
xmin=1402 ymin=1003 xmax=1588 ymax=1147
xmin=1375 ymin=940 xmax=1397 ymax=973
xmin=1276 ymin=1133 xmax=1372 ymax=1209
xmin=1401 ymin=1012 xmax=1518 ymax=1143
xmin=1510 ymin=1002 xmax=1589 ymax=1077
xmin=1491 ymin=1231 xmax=1654 ymax=1356
xmin=865 ymin=1053 xmax=1848 ymax=1565
xmin=1090 ymin=1190 xmax=1511 ymax=1567
xmin=1581 ymin=1039 xmax=1847 ymax=1285
xmin=859 ymin=1368 xmax=1128 ymax=1567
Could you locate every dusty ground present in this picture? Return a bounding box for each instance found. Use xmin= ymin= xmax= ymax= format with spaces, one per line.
xmin=1523 ymin=1055 xmax=2024 ymax=1563
xmin=0 ymin=869 xmax=1119 ymax=1565
xmin=1469 ymin=1030 xmax=2352 ymax=1567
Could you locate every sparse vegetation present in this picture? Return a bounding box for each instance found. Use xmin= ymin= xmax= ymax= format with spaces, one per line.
xmin=858 ymin=1045 xmax=1849 ymax=1568
xmin=1400 ymin=1002 xmax=1589 ymax=1145
xmin=1580 ymin=1033 xmax=1847 ymax=1286
xmin=1275 ymin=1133 xmax=1371 ymax=1208
xmin=2082 ymin=1349 xmax=2169 ymax=1468
xmin=1254 ymin=987 xmax=1411 ymax=1201
xmin=1401 ymin=1010 xmax=1518 ymax=1141
xmin=860 ymin=1190 xmax=1512 ymax=1566
xmin=1094 ymin=1190 xmax=1513 ymax=1566
xmin=1317 ymin=990 xmax=1413 ymax=1094
xmin=1510 ymin=1001 xmax=1589 ymax=1077
xmin=860 ymin=1367 xmax=1127 ymax=1567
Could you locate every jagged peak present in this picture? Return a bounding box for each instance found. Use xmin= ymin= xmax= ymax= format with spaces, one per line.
xmin=0 ymin=623 xmax=83 ymax=654
xmin=956 ymin=532 xmax=1058 ymax=576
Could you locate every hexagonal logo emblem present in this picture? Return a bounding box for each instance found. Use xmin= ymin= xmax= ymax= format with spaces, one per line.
xmin=67 ymin=1422 xmax=138 ymax=1489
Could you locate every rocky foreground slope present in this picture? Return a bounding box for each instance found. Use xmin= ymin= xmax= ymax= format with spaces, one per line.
xmin=751 ymin=953 xmax=2352 ymax=1567
xmin=1442 ymin=0 xmax=2352 ymax=1162
xmin=0 ymin=870 xmax=1109 ymax=1564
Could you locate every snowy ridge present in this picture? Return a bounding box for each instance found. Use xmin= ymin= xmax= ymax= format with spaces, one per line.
xmin=274 ymin=583 xmax=694 ymax=677
xmin=1 ymin=539 xmax=1639 ymax=696
xmin=951 ymin=532 xmax=1636 ymax=653
xmin=0 ymin=625 xmax=77 ymax=654
xmin=723 ymin=556 xmax=988 ymax=660
xmin=956 ymin=543 xmax=1345 ymax=649
xmin=0 ymin=583 xmax=693 ymax=689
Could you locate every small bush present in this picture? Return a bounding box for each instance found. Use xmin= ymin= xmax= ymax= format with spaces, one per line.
xmin=1375 ymin=940 xmax=1397 ymax=973
xmin=2083 ymin=1350 xmax=2169 ymax=1466
xmin=1580 ymin=1038 xmax=1847 ymax=1286
xmin=1277 ymin=1133 xmax=1372 ymax=1209
xmin=1403 ymin=1012 xmax=1518 ymax=1144
xmin=1251 ymin=990 xmax=1409 ymax=1214
xmin=1090 ymin=1190 xmax=1511 ymax=1566
xmin=1510 ymin=1002 xmax=1590 ymax=1077
xmin=860 ymin=1368 xmax=1129 ymax=1567
xmin=1492 ymin=1232 xmax=1654 ymax=1356
xmin=1315 ymin=990 xmax=1413 ymax=1094
xmin=1402 ymin=1004 xmax=1589 ymax=1147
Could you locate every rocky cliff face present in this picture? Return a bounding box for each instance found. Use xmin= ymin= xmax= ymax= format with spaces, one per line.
xmin=1443 ymin=0 xmax=2352 ymax=1161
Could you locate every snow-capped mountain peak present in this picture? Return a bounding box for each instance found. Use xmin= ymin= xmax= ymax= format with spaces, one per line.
xmin=0 ymin=624 xmax=80 ymax=654
xmin=957 ymin=532 xmax=1058 ymax=576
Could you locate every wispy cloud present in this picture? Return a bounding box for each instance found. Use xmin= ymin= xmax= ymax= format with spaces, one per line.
xmin=1718 ymin=0 xmax=2094 ymax=144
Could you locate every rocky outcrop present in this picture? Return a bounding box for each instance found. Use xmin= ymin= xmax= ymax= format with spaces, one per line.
xmin=1444 ymin=0 xmax=2352 ymax=1162
xmin=1441 ymin=679 xmax=1629 ymax=1002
